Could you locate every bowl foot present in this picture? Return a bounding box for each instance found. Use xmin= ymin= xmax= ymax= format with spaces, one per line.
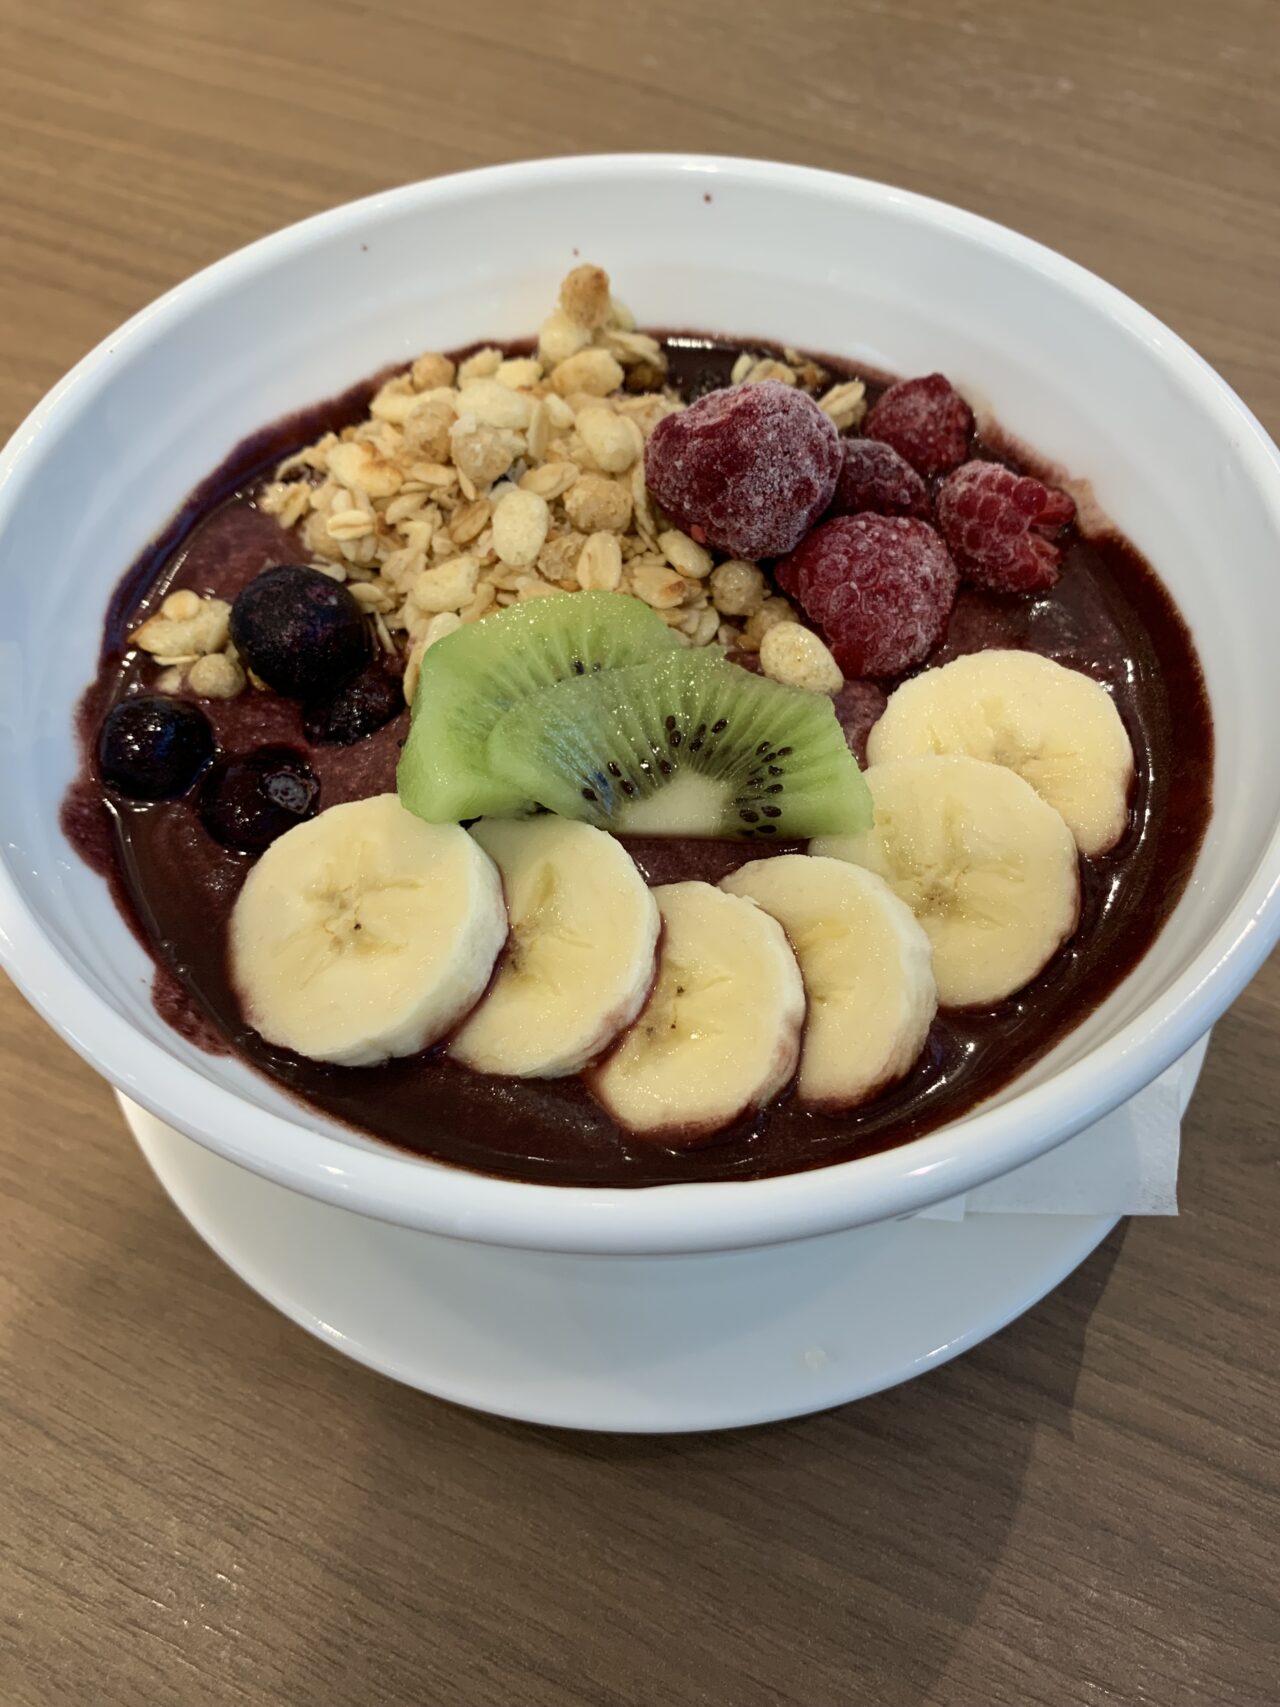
xmin=117 ymin=1037 xmax=1207 ymax=1432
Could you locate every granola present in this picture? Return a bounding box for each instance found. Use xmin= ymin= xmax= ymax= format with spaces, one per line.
xmin=157 ymin=264 xmax=856 ymax=702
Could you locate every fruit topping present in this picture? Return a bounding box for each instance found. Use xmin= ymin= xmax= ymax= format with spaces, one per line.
xmin=303 ymin=666 xmax=403 ymax=746
xmin=644 ymin=380 xmax=841 ymax=560
xmin=97 ymin=694 xmax=215 ymax=800
xmin=229 ymin=564 xmax=368 ymax=699
xmin=584 ymin=881 xmax=805 ymax=1140
xmin=397 ymin=591 xmax=680 ymax=823
xmin=813 ymin=754 xmax=1081 ymax=1009
xmin=722 ymin=855 xmax=936 ymax=1110
xmin=935 ymin=460 xmax=1076 ymax=594
xmin=485 ymin=648 xmax=873 ymax=841
xmin=830 ymin=438 xmax=931 ymax=520
xmin=778 ymin=514 xmax=958 ymax=680
xmin=198 ymin=746 xmax=320 ymax=853
xmin=229 ymin=795 xmax=507 ymax=1066
xmin=449 ymin=819 xmax=660 ymax=1079
xmin=812 ymin=754 xmax=1085 ymax=1003
xmin=863 ymin=374 xmax=974 ymax=476
xmin=866 ymin=648 xmax=1134 ymax=855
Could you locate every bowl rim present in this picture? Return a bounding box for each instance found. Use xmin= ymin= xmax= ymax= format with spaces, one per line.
xmin=2 ymin=152 xmax=1279 ymax=1255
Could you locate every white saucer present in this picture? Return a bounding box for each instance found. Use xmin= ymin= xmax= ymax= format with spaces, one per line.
xmin=122 ymin=1048 xmax=1204 ymax=1433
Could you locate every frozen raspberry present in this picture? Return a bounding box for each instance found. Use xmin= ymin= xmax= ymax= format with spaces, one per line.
xmin=936 ymin=460 xmax=1076 ymax=594
xmin=831 ymin=438 xmax=931 ymax=520
xmin=644 ymin=380 xmax=841 ymax=560
xmin=863 ymin=375 xmax=974 ymax=477
xmin=778 ymin=515 xmax=958 ymax=679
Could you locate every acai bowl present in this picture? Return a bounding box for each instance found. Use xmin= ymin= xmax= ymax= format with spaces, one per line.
xmin=1 ymin=155 xmax=1278 ymax=1258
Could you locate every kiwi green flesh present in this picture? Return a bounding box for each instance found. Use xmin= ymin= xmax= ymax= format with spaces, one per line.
xmin=487 ymin=649 xmax=873 ymax=840
xmin=396 ymin=591 xmax=681 ymax=822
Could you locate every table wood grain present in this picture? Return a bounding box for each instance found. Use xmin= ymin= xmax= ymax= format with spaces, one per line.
xmin=1 ymin=2 xmax=1277 ymax=1702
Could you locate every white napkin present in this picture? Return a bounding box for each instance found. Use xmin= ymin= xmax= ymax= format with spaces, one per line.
xmin=915 ymin=1056 xmax=1188 ymax=1220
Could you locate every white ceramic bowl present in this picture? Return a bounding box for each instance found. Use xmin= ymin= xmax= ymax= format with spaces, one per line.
xmin=2 ymin=155 xmax=1278 ymax=1255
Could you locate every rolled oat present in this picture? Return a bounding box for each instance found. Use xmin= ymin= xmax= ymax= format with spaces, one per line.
xmin=457 ymin=347 xmax=503 ymax=383
xmin=550 ymin=349 xmax=625 ymax=399
xmin=492 ymin=490 xmax=550 ymax=569
xmin=411 ymin=557 xmax=479 ymax=613
xmin=575 ymin=531 xmax=624 ymax=592
xmin=495 ymin=356 xmax=543 ymax=390
xmin=817 ymin=379 xmax=868 ymax=431
xmin=630 ymin=563 xmax=687 ymax=609
xmin=577 ymin=407 xmax=643 ymax=474
xmin=457 ymin=379 xmax=534 ymax=432
xmin=658 ymin=528 xmax=713 ymax=580
xmin=187 ymin=652 xmax=247 ymax=700
xmin=538 ymin=309 xmax=592 ymax=367
xmin=131 ymin=596 xmax=231 ymax=661
xmin=519 ymin=461 xmax=580 ymax=500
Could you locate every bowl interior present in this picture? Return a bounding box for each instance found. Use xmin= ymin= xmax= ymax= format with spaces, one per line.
xmin=2 ymin=157 xmax=1278 ymax=1247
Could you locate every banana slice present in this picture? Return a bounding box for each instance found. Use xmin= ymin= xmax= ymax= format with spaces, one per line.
xmin=449 ymin=818 xmax=660 ymax=1078
xmin=586 ymin=881 xmax=805 ymax=1140
xmin=230 ymin=794 xmax=507 ymax=1066
xmin=866 ymin=649 xmax=1134 ymax=857
xmin=721 ymin=855 xmax=937 ymax=1111
xmin=812 ymin=755 xmax=1080 ymax=1009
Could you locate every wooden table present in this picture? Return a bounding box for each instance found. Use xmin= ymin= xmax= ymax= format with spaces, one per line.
xmin=2 ymin=3 xmax=1277 ymax=1702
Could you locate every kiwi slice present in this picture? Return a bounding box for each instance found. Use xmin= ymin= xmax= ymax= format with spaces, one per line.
xmin=487 ymin=649 xmax=873 ymax=840
xmin=397 ymin=591 xmax=680 ymax=822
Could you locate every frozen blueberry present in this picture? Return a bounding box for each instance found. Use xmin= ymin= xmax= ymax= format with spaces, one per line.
xmin=230 ymin=564 xmax=368 ymax=699
xmin=199 ymin=746 xmax=320 ymax=853
xmin=303 ymin=666 xmax=403 ymax=746
xmin=97 ymin=695 xmax=215 ymax=800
